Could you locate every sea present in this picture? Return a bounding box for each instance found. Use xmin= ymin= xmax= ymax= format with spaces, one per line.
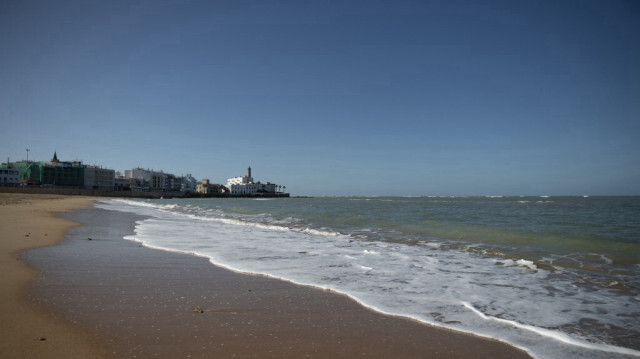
xmin=95 ymin=196 xmax=640 ymax=359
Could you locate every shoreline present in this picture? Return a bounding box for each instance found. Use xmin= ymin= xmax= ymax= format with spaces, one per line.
xmin=8 ymin=194 xmax=532 ymax=358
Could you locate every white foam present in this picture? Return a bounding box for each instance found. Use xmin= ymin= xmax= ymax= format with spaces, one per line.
xmin=516 ymin=259 xmax=538 ymax=271
xmin=218 ymin=217 xmax=290 ymax=232
xmin=172 ymin=205 xmax=342 ymax=239
xmin=108 ymin=199 xmax=177 ymax=211
xmin=462 ymin=302 xmax=640 ymax=357
xmin=596 ymin=254 xmax=614 ymax=265
xmin=302 ymin=228 xmax=341 ymax=237
xmin=423 ymin=242 xmax=442 ymax=249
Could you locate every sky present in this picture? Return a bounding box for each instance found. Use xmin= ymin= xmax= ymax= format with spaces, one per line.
xmin=1 ymin=0 xmax=639 ymax=196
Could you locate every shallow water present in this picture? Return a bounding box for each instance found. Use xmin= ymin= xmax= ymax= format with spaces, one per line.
xmin=96 ymin=196 xmax=640 ymax=359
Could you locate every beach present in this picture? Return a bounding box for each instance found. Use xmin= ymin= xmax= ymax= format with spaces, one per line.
xmin=0 ymin=193 xmax=103 ymax=358
xmin=2 ymin=193 xmax=532 ymax=358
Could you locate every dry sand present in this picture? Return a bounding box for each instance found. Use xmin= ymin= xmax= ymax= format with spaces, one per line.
xmin=2 ymin=193 xmax=533 ymax=358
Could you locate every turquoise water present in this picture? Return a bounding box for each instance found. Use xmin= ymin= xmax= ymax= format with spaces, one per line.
xmin=98 ymin=196 xmax=640 ymax=359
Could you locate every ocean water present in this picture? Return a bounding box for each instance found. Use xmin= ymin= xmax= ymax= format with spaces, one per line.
xmin=95 ymin=196 xmax=640 ymax=359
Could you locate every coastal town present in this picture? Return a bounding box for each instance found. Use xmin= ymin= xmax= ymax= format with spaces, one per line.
xmin=0 ymin=151 xmax=289 ymax=198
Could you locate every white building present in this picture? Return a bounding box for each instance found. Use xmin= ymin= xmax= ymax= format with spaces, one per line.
xmin=261 ymin=182 xmax=277 ymax=193
xmin=125 ymin=168 xmax=153 ymax=188
xmin=226 ymin=166 xmax=282 ymax=195
xmin=227 ymin=166 xmax=255 ymax=195
xmin=228 ymin=182 xmax=259 ymax=195
xmin=227 ymin=166 xmax=254 ymax=187
xmin=125 ymin=168 xmax=196 ymax=192
xmin=125 ymin=168 xmax=171 ymax=190
xmin=0 ymin=168 xmax=20 ymax=185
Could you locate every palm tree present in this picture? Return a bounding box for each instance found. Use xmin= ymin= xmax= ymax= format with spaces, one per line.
xmin=283 ymin=186 xmax=286 ymax=193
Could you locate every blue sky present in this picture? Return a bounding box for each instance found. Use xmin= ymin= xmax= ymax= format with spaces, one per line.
xmin=1 ymin=0 xmax=639 ymax=196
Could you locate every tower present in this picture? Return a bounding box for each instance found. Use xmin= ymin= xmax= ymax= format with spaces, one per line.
xmin=51 ymin=151 xmax=59 ymax=164
xmin=248 ymin=166 xmax=251 ymax=179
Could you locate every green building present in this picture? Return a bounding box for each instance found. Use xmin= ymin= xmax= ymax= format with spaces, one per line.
xmin=1 ymin=152 xmax=85 ymax=187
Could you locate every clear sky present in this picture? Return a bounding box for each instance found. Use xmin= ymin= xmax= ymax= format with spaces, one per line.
xmin=1 ymin=0 xmax=639 ymax=196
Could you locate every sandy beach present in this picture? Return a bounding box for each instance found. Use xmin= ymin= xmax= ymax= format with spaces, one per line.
xmin=2 ymin=193 xmax=532 ymax=358
xmin=0 ymin=193 xmax=104 ymax=358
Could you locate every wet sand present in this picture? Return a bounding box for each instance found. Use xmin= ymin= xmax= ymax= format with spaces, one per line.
xmin=0 ymin=193 xmax=104 ymax=358
xmin=9 ymin=194 xmax=533 ymax=358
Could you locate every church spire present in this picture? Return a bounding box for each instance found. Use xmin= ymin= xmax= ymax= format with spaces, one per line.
xmin=52 ymin=151 xmax=59 ymax=163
